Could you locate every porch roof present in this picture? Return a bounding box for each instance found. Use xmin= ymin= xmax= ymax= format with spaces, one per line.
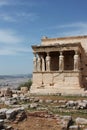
xmin=32 ymin=42 xmax=82 ymax=53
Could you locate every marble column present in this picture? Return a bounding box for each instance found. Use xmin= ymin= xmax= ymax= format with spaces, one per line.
xmin=41 ymin=55 xmax=45 ymax=72
xmin=46 ymin=52 xmax=51 ymax=71
xmin=59 ymin=51 xmax=64 ymax=71
xmin=33 ymin=53 xmax=37 ymax=72
xmin=74 ymin=51 xmax=80 ymax=71
xmin=37 ymin=55 xmax=41 ymax=71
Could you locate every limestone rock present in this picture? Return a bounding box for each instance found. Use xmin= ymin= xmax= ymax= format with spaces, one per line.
xmin=75 ymin=117 xmax=87 ymax=125
xmin=61 ymin=116 xmax=73 ymax=130
xmin=69 ymin=125 xmax=80 ymax=130
xmin=6 ymin=109 xmax=17 ymax=120
xmin=30 ymin=103 xmax=38 ymax=109
xmin=45 ymin=99 xmax=53 ymax=103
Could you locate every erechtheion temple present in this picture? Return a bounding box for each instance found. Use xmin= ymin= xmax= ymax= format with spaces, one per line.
xmin=30 ymin=35 xmax=87 ymax=95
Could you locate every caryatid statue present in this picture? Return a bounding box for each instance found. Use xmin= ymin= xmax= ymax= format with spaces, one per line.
xmin=59 ymin=51 xmax=64 ymax=71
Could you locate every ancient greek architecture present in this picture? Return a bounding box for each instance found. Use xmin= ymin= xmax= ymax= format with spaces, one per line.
xmin=30 ymin=35 xmax=87 ymax=94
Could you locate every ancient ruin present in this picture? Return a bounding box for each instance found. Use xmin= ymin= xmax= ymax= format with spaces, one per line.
xmin=31 ymin=35 xmax=87 ymax=95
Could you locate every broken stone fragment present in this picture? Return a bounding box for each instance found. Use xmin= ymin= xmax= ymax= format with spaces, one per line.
xmin=6 ymin=109 xmax=17 ymax=120
xmin=75 ymin=117 xmax=87 ymax=125
xmin=69 ymin=125 xmax=80 ymax=130
xmin=29 ymin=103 xmax=38 ymax=109
xmin=61 ymin=116 xmax=73 ymax=130
xmin=0 ymin=119 xmax=4 ymax=126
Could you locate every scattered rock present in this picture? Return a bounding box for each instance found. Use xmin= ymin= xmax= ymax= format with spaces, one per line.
xmin=6 ymin=109 xmax=17 ymax=120
xmin=61 ymin=116 xmax=73 ymax=130
xmin=69 ymin=125 xmax=80 ymax=130
xmin=53 ymin=100 xmax=58 ymax=103
xmin=39 ymin=99 xmax=43 ymax=103
xmin=14 ymin=111 xmax=27 ymax=124
xmin=59 ymin=100 xmax=67 ymax=103
xmin=29 ymin=103 xmax=38 ymax=109
xmin=0 ymin=119 xmax=4 ymax=127
xmin=66 ymin=100 xmax=76 ymax=107
xmin=0 ymin=108 xmax=8 ymax=119
xmin=45 ymin=99 xmax=53 ymax=103
xmin=77 ymin=102 xmax=87 ymax=109
xmin=33 ymin=98 xmax=39 ymax=102
xmin=75 ymin=117 xmax=87 ymax=125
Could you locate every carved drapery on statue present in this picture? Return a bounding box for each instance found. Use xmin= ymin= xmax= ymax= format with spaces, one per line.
xmin=74 ymin=51 xmax=80 ymax=71
xmin=37 ymin=55 xmax=41 ymax=71
xmin=46 ymin=52 xmax=51 ymax=71
xmin=59 ymin=51 xmax=64 ymax=71
xmin=41 ymin=55 xmax=45 ymax=72
xmin=33 ymin=53 xmax=37 ymax=72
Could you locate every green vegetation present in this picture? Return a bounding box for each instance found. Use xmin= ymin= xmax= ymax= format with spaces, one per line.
xmin=17 ymin=79 xmax=32 ymax=90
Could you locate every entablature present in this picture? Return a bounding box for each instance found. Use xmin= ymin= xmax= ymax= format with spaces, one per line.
xmin=32 ymin=42 xmax=82 ymax=53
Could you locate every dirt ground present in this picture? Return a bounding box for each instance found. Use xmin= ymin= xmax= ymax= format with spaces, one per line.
xmin=1 ymin=95 xmax=87 ymax=130
xmin=11 ymin=115 xmax=61 ymax=130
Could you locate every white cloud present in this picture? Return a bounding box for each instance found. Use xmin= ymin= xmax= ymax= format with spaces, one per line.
xmin=14 ymin=47 xmax=32 ymax=53
xmin=0 ymin=0 xmax=8 ymax=6
xmin=0 ymin=12 xmax=38 ymax=22
xmin=0 ymin=29 xmax=31 ymax=55
xmin=0 ymin=0 xmax=38 ymax=7
xmin=59 ymin=29 xmax=87 ymax=37
xmin=48 ymin=22 xmax=87 ymax=37
xmin=57 ymin=22 xmax=87 ymax=29
xmin=0 ymin=49 xmax=15 ymax=55
xmin=0 ymin=14 xmax=16 ymax=22
xmin=0 ymin=46 xmax=32 ymax=55
xmin=59 ymin=22 xmax=87 ymax=36
xmin=16 ymin=12 xmax=38 ymax=22
xmin=0 ymin=29 xmax=22 ymax=44
xmin=47 ymin=22 xmax=87 ymax=30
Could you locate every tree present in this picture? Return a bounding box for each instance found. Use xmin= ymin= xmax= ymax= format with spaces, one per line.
xmin=17 ymin=79 xmax=32 ymax=90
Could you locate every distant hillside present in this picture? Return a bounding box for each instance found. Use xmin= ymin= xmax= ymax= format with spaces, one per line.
xmin=0 ymin=74 xmax=32 ymax=79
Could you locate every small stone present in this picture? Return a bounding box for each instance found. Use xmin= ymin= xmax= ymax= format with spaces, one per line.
xmin=75 ymin=117 xmax=87 ymax=125
xmin=69 ymin=125 xmax=80 ymax=130
xmin=30 ymin=103 xmax=38 ymax=109
xmin=45 ymin=99 xmax=53 ymax=103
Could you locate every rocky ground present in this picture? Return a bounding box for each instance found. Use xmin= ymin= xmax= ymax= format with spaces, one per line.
xmin=10 ymin=115 xmax=60 ymax=130
xmin=0 ymin=92 xmax=87 ymax=130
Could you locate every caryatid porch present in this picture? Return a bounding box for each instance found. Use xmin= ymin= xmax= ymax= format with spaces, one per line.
xmin=31 ymin=43 xmax=84 ymax=94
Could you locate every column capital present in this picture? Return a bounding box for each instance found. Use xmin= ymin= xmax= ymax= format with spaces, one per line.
xmin=59 ymin=51 xmax=63 ymax=55
xmin=75 ymin=50 xmax=79 ymax=55
xmin=46 ymin=52 xmax=50 ymax=56
xmin=33 ymin=52 xmax=37 ymax=56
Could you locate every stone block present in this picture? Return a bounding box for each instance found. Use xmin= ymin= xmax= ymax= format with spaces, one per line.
xmin=75 ymin=117 xmax=87 ymax=125
xmin=69 ymin=125 xmax=80 ymax=130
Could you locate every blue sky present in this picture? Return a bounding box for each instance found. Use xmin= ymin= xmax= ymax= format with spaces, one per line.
xmin=0 ymin=0 xmax=87 ymax=75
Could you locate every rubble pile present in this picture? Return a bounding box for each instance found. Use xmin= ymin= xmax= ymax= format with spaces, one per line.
xmin=0 ymin=107 xmax=27 ymax=130
xmin=0 ymin=88 xmax=87 ymax=129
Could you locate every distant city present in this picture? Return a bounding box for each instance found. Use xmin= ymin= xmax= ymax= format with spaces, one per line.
xmin=0 ymin=74 xmax=32 ymax=89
